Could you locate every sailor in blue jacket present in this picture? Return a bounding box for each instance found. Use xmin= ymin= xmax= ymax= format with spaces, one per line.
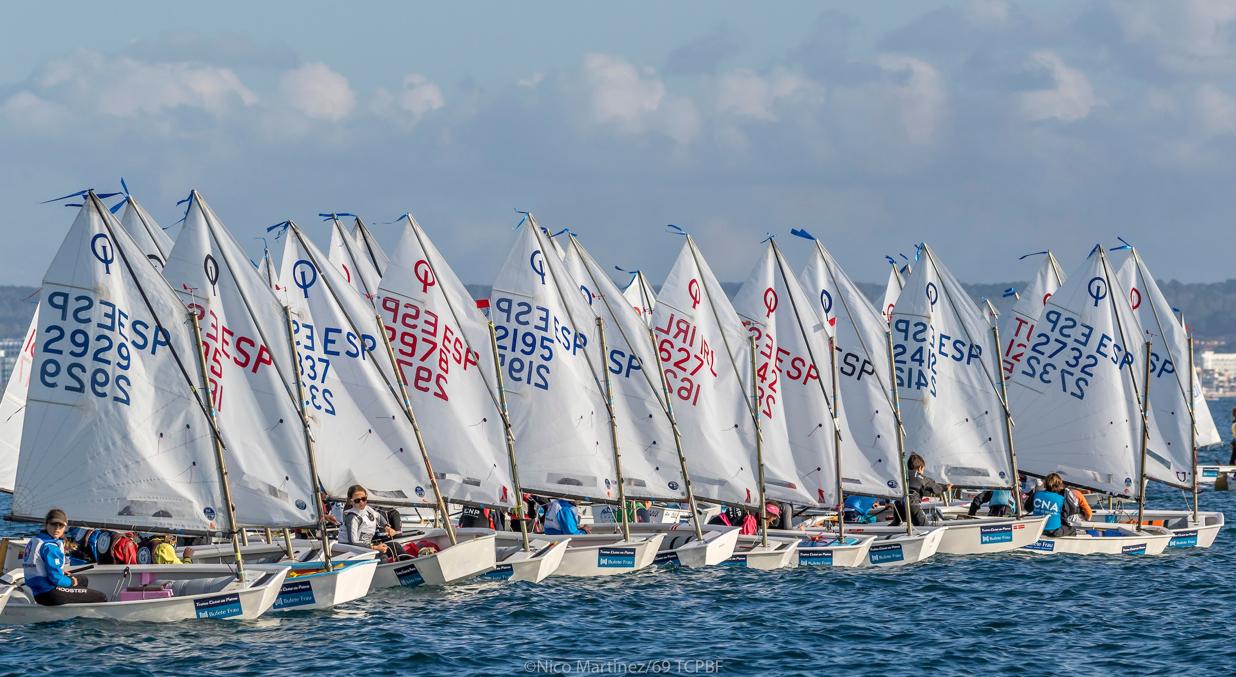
xmin=22 ymin=509 xmax=107 ymax=605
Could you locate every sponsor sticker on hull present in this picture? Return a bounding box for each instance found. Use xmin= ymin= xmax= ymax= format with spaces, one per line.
xmin=798 ymin=549 xmax=834 ymax=566
xmin=598 ymin=547 xmax=636 ymax=568
xmin=273 ymin=579 xmax=316 ymax=609
xmin=1121 ymin=543 xmax=1147 ymax=556
xmin=1169 ymin=530 xmax=1198 ymax=549
xmin=720 ymin=554 xmax=749 ymax=567
xmin=869 ymin=543 xmax=904 ymax=564
xmin=979 ymin=525 xmax=1013 ymax=545
xmin=1023 ymin=538 xmax=1055 ymax=552
xmin=653 ymin=550 xmax=680 ymax=566
xmin=394 ymin=563 xmax=425 ymax=587
xmin=194 ymin=593 xmax=242 ymax=619
xmin=482 ymin=564 xmax=514 ymax=581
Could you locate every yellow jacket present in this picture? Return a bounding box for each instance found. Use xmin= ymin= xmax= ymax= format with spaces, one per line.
xmin=153 ymin=541 xmax=189 ymax=564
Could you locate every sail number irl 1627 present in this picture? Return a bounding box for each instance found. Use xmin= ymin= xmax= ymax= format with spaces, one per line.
xmin=37 ymin=290 xmax=171 ymax=407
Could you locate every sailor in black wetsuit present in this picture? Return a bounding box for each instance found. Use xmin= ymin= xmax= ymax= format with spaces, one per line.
xmin=890 ymin=453 xmax=952 ymax=527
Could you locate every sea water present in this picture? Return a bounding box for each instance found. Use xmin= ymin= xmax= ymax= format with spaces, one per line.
xmin=2 ymin=401 xmax=1234 ymax=676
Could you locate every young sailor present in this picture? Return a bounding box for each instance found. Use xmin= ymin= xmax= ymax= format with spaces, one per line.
xmin=340 ymin=485 xmax=399 ymax=557
xmin=23 ymin=509 xmax=107 ymax=605
xmin=967 ymin=489 xmax=1015 ymax=517
xmin=543 ymin=498 xmax=589 ymax=535
xmin=1024 ymin=473 xmax=1074 ymax=537
xmin=843 ymin=495 xmax=888 ymax=524
xmin=152 ymin=534 xmax=193 ymax=564
xmin=890 ymin=453 xmax=952 ymax=526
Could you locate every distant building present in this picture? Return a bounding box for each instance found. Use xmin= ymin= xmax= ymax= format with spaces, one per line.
xmin=0 ymin=336 xmax=24 ymax=388
xmin=1200 ymin=351 xmax=1236 ymax=398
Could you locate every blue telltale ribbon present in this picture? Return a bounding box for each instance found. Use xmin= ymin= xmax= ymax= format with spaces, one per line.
xmin=384 ymin=212 xmax=412 ymax=225
xmin=266 ymin=220 xmax=292 ymax=238
xmin=513 ymin=209 xmax=530 ymax=230
xmin=615 ymin=266 xmax=640 ymax=277
xmin=319 ymin=212 xmax=356 ymax=221
xmin=172 ymin=191 xmax=195 ymax=226
xmin=789 ymin=227 xmax=816 ymax=241
xmin=1109 ymin=235 xmax=1133 ymax=252
xmin=884 ymin=255 xmax=897 ymax=265
xmin=1002 ymin=287 xmax=1018 ymax=298
xmin=1018 ymin=250 xmax=1049 ymax=260
xmin=549 ymin=227 xmax=573 ymax=238
xmin=760 ymin=232 xmax=775 ymax=243
xmin=665 ymin=224 xmax=687 ymax=236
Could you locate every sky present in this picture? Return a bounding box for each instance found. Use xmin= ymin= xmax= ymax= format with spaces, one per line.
xmin=3 ymin=0 xmax=1235 ymax=287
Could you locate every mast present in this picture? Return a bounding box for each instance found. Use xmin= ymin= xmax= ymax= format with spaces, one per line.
xmin=191 ymin=312 xmax=245 ymax=579
xmin=830 ymin=336 xmax=845 ymax=538
xmin=646 ymin=324 xmax=706 ymax=540
xmin=567 ymin=235 xmax=703 ymax=537
xmin=886 ymin=330 xmax=914 ymax=536
xmin=284 ymin=306 xmax=332 ymax=567
xmin=1188 ymin=328 xmax=1200 ymax=522
xmin=750 ymin=335 xmax=769 ymax=548
xmin=1137 ymin=340 xmax=1152 ymax=531
xmin=488 ymin=322 xmax=531 ymax=551
xmin=682 ymin=234 xmax=764 ymax=513
xmin=992 ymin=325 xmax=1023 ymax=517
xmin=376 ymin=318 xmax=458 ymax=545
xmin=768 ymin=240 xmax=842 ymax=535
xmin=285 ymin=221 xmax=456 ymax=542
xmin=597 ymin=317 xmax=632 ymax=541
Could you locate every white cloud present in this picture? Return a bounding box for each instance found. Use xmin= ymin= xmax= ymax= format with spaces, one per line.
xmin=280 ymin=62 xmax=355 ymax=122
xmin=716 ymin=68 xmax=813 ymax=121
xmin=30 ymin=49 xmax=256 ymax=119
xmin=1110 ymin=0 xmax=1236 ymax=74
xmin=1195 ymin=84 xmax=1236 ymax=135
xmin=518 ymin=72 xmax=545 ymax=89
xmin=580 ymin=53 xmax=699 ymax=144
xmin=372 ymin=74 xmax=445 ymax=126
xmin=875 ymin=55 xmax=947 ymax=145
xmin=0 ymin=91 xmax=74 ymax=129
xmin=1016 ymin=51 xmax=1098 ymax=123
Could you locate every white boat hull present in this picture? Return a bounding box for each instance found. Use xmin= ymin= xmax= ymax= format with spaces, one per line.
xmin=483 ymin=538 xmax=570 ymax=583
xmin=0 ymin=563 xmax=289 ymax=624
xmin=1196 ymin=465 xmax=1236 ymax=488
xmin=586 ymin=522 xmax=741 ymax=568
xmin=719 ymin=536 xmax=799 ymax=570
xmin=1020 ymin=523 xmax=1174 ymax=555
xmin=549 ymin=533 xmax=665 ymax=577
xmin=832 ymin=527 xmax=944 ymax=567
xmin=269 ymin=557 xmax=378 ymax=612
xmin=0 ymin=585 xmax=12 ymax=616
xmin=1090 ymin=509 xmax=1223 ymax=550
xmin=370 ymin=530 xmax=498 ymax=589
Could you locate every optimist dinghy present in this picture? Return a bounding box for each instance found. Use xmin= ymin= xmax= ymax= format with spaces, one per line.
xmin=1197 ymin=465 xmax=1236 ymax=489
xmin=1020 ymin=522 xmax=1173 ymax=555
xmin=1089 ymin=508 xmax=1223 ymax=550
xmin=0 ymin=563 xmax=290 ymax=624
xmin=828 ymin=515 xmax=1048 ymax=557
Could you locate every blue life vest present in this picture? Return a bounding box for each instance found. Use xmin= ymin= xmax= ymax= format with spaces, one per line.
xmin=843 ymin=495 xmax=880 ymax=523
xmin=990 ymin=489 xmax=1013 ymax=508
xmin=1031 ymin=490 xmax=1065 ymax=531
xmin=544 ymin=499 xmax=584 ymax=535
xmin=22 ymin=531 xmax=73 ymax=596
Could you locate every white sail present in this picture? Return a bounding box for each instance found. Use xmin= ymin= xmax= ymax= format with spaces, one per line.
xmin=162 ymin=192 xmax=317 ymax=527
xmin=13 ymin=195 xmax=228 ymax=533
xmin=561 ymin=235 xmax=688 ymax=502
xmin=1009 ymin=248 xmax=1149 ymax=497
xmin=799 ymin=237 xmax=904 ymax=499
xmin=1114 ymin=251 xmax=1194 ymax=488
xmin=652 ymin=237 xmax=760 ymax=507
xmin=327 ymin=216 xmax=381 ymax=302
xmin=279 ymin=223 xmax=434 ymax=504
xmin=376 ymin=214 xmax=514 ymax=508
xmin=116 ymin=195 xmax=174 ymax=270
xmin=891 ymin=244 xmax=1014 ymax=488
xmin=620 ymin=270 xmax=658 ymax=328
xmin=733 ymin=242 xmax=832 ymax=505
xmin=1000 ymin=252 xmax=1066 ymax=380
xmin=881 ymin=263 xmax=905 ymax=323
xmin=0 ymin=309 xmax=38 ymax=492
xmin=490 ymin=222 xmax=615 ymax=501
xmin=1192 ymin=356 xmax=1222 ymax=447
xmin=350 ymin=217 xmax=391 ymax=278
